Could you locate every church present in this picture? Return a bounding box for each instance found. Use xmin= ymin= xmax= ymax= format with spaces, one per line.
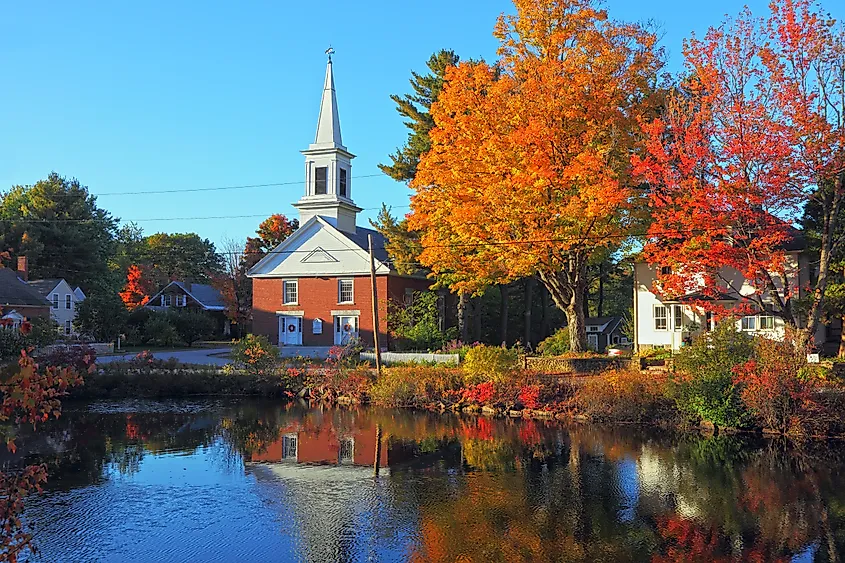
xmin=248 ymin=54 xmax=430 ymax=349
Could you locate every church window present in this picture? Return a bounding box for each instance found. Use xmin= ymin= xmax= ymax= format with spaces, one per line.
xmin=283 ymin=280 xmax=298 ymax=305
xmin=315 ymin=167 xmax=328 ymax=195
xmin=339 ymin=168 xmax=347 ymax=197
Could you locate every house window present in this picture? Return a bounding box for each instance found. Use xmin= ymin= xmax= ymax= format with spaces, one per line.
xmin=65 ymin=295 xmax=72 ymax=310
xmin=161 ymin=294 xmax=172 ymax=307
xmin=339 ymin=437 xmax=354 ymax=464
xmin=315 ymin=166 xmax=328 ymax=195
xmin=175 ymin=294 xmax=186 ymax=307
xmin=612 ymin=335 xmax=620 ymax=344
xmin=51 ymin=294 xmax=59 ymax=309
xmin=673 ymin=305 xmax=683 ymax=331
xmin=64 ymin=320 xmax=71 ymax=335
xmin=339 ymin=168 xmax=347 ymax=197
xmin=283 ymin=280 xmax=298 ymax=305
xmin=760 ymin=315 xmax=775 ymax=330
xmin=654 ymin=306 xmax=668 ymax=330
xmin=741 ymin=316 xmax=757 ymax=331
xmin=587 ymin=326 xmax=599 ymax=332
xmin=281 ymin=434 xmax=297 ymax=460
xmin=660 ymin=266 xmax=672 ymax=276
xmin=338 ymin=279 xmax=354 ymax=304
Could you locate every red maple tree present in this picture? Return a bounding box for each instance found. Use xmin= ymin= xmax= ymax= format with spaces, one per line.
xmin=118 ymin=264 xmax=154 ymax=309
xmin=634 ymin=0 xmax=845 ymax=342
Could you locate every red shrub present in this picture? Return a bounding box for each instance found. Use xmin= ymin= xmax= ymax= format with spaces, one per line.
xmin=732 ymin=336 xmax=819 ymax=435
xmin=518 ymin=385 xmax=541 ymax=409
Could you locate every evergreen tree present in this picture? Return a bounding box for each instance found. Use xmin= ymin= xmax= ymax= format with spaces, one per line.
xmin=379 ymin=49 xmax=460 ymax=182
xmin=0 ymin=173 xmax=118 ymax=288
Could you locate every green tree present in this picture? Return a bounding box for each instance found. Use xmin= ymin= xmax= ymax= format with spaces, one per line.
xmin=0 ymin=173 xmax=118 ymax=288
xmin=74 ymin=290 xmax=129 ymax=343
xmin=142 ymin=233 xmax=223 ymax=286
xmin=388 ymin=291 xmax=456 ymax=351
xmin=170 ymin=309 xmax=215 ymax=347
xmin=379 ymin=49 xmax=460 ymax=182
xmin=111 ymin=223 xmax=146 ymax=273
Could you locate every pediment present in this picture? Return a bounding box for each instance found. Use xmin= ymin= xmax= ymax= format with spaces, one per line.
xmin=300 ymin=247 xmax=339 ymax=264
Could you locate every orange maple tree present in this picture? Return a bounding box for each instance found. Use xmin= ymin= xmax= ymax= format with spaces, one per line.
xmin=408 ymin=0 xmax=664 ymax=350
xmin=118 ymin=264 xmax=153 ymax=309
xmin=634 ymin=0 xmax=845 ymax=342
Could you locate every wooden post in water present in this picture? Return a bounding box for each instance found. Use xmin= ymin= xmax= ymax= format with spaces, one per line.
xmin=373 ymin=423 xmax=383 ymax=476
xmin=368 ymin=234 xmax=383 ymax=375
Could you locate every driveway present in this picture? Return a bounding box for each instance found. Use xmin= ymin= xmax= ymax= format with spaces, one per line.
xmin=97 ymin=348 xmax=232 ymax=367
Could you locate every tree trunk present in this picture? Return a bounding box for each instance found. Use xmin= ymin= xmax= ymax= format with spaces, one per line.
xmin=538 ymin=255 xmax=589 ymax=352
xmin=458 ymin=292 xmax=468 ymax=343
xmin=499 ymin=284 xmax=509 ymax=346
xmin=524 ymin=277 xmax=535 ymax=349
xmin=804 ymin=171 xmax=844 ymax=347
xmin=473 ymin=297 xmax=483 ymax=342
xmin=540 ymin=288 xmax=549 ymax=340
xmin=597 ymin=263 xmax=604 ymax=318
xmin=839 ymin=316 xmax=845 ymax=359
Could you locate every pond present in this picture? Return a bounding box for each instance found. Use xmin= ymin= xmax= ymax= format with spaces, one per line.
xmin=11 ymin=399 xmax=845 ymax=562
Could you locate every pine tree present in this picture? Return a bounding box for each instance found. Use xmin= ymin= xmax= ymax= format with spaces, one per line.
xmin=379 ymin=49 xmax=460 ymax=182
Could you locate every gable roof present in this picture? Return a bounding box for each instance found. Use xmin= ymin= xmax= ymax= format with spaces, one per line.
xmin=0 ymin=269 xmax=52 ymax=308
xmin=585 ymin=316 xmax=623 ymax=334
xmin=247 ymin=216 xmax=391 ymax=278
xmin=144 ymin=281 xmax=225 ymax=311
xmin=27 ymin=279 xmax=63 ymax=297
xmin=344 ymin=226 xmax=390 ymax=264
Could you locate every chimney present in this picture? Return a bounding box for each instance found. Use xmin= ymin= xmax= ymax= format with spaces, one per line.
xmin=16 ymin=256 xmax=28 ymax=281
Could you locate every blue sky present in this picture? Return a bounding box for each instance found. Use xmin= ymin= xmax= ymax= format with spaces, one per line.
xmin=3 ymin=0 xmax=843 ymax=248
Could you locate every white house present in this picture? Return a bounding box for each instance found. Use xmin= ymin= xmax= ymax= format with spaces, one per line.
xmin=633 ymin=239 xmax=815 ymax=351
xmin=27 ymin=279 xmax=84 ymax=336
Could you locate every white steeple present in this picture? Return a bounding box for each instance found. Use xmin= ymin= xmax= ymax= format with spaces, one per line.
xmin=313 ymin=50 xmax=344 ymax=150
xmin=294 ymin=50 xmax=361 ymax=234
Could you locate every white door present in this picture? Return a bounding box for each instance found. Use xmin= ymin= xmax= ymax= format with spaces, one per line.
xmin=587 ymin=333 xmax=599 ymax=351
xmin=279 ymin=316 xmax=302 ymax=346
xmin=334 ymin=316 xmax=359 ymax=345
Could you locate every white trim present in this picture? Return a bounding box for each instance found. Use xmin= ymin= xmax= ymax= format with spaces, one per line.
xmin=331 ymin=309 xmax=361 ymax=316
xmin=338 ymin=278 xmax=354 ymax=304
xmin=654 ymin=305 xmax=668 ymax=331
xmin=275 ymin=310 xmax=305 ymax=316
xmin=282 ymin=279 xmax=299 ymax=305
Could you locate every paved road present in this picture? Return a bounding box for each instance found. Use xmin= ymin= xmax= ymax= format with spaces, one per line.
xmin=96 ymin=347 xmax=232 ymax=366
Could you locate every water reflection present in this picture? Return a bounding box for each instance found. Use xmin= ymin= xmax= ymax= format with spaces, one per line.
xmin=11 ymin=400 xmax=845 ymax=562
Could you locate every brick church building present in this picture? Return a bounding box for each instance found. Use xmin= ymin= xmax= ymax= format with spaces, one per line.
xmin=248 ymin=54 xmax=430 ymax=349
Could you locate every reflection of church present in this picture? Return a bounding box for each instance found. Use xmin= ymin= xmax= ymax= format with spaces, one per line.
xmin=247 ymin=414 xmax=388 ymax=471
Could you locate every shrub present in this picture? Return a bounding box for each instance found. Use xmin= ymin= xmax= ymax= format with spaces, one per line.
xmin=462 ymin=345 xmax=521 ymax=384
xmin=574 ymin=368 xmax=669 ymax=422
xmin=670 ymin=321 xmax=754 ymax=428
xmin=170 ymin=309 xmax=215 ymax=346
xmin=733 ymin=334 xmax=820 ymax=435
xmin=143 ymin=314 xmax=179 ymax=347
xmin=370 ymin=366 xmax=463 ymax=407
xmin=230 ymin=334 xmax=280 ymax=376
xmin=36 ymin=344 xmax=97 ymax=373
xmin=538 ymin=329 xmax=570 ymax=356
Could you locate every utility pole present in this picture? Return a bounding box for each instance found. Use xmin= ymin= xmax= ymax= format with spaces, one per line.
xmin=368 ymin=234 xmax=383 ymax=374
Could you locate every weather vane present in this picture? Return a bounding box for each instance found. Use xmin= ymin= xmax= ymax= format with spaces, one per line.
xmin=326 ymin=46 xmax=335 ymax=61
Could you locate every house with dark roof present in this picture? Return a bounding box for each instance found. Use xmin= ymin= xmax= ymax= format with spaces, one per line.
xmin=0 ymin=268 xmax=52 ymax=327
xmin=632 ymin=226 xmax=833 ymax=352
xmin=27 ymin=278 xmax=85 ymax=336
xmin=585 ymin=316 xmax=627 ymax=352
xmin=143 ymin=281 xmax=229 ymax=335
xmin=247 ymin=55 xmax=430 ymax=348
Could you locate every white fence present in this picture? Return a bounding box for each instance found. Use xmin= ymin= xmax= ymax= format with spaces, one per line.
xmin=360 ymin=351 xmax=460 ymax=366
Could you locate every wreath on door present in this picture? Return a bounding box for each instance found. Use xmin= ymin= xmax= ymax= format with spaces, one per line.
xmin=343 ymin=323 xmax=352 ymax=332
xmin=288 ymin=324 xmax=296 ymax=332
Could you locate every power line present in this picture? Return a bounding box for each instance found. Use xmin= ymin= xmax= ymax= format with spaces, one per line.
xmin=24 ymin=173 xmax=392 ymax=197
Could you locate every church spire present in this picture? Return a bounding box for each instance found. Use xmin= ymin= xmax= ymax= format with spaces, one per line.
xmin=313 ymin=49 xmax=344 ymax=149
